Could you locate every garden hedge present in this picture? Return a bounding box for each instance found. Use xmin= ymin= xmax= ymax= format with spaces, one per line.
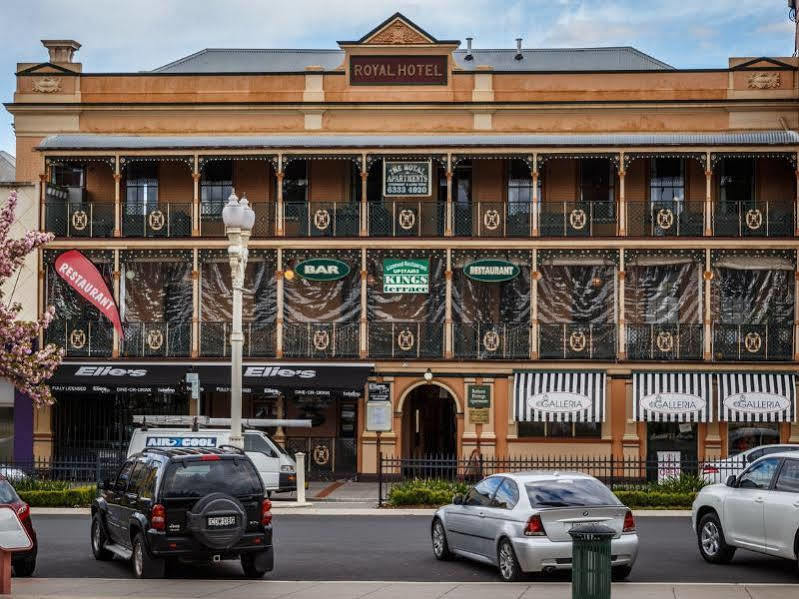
xmin=18 ymin=486 xmax=95 ymax=507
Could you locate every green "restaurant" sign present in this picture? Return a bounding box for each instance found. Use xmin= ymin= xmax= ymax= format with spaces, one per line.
xmin=463 ymin=259 xmax=519 ymax=283
xmin=383 ymin=258 xmax=429 ymax=293
xmin=295 ymin=258 xmax=351 ymax=281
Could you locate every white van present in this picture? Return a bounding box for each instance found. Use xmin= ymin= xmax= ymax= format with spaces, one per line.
xmin=127 ymin=423 xmax=297 ymax=496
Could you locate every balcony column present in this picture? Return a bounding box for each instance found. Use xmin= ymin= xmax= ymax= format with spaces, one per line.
xmin=704 ymin=152 xmax=713 ymax=236
xmin=445 ymin=249 xmax=453 ymax=358
xmin=276 ymin=248 xmax=284 ymax=357
xmin=531 ymin=249 xmax=538 ymax=359
xmin=191 ymin=249 xmax=200 ymax=358
xmin=795 ymin=249 xmax=799 ymax=361
xmin=617 ymin=152 xmax=626 ymax=236
xmin=531 ymin=154 xmax=539 ymax=237
xmin=360 ymin=248 xmax=368 ymax=358
xmin=704 ymin=249 xmax=712 ymax=360
xmin=276 ymin=154 xmax=285 ymax=237
xmin=112 ymin=249 xmax=120 ymax=358
xmin=445 ymin=154 xmax=453 ymax=236
xmin=360 ymin=154 xmax=369 ymax=236
xmin=38 ymin=166 xmax=47 ymax=233
xmin=113 ymin=155 xmax=121 ymax=237
xmin=618 ymin=249 xmax=626 ymax=360
xmin=794 ymin=152 xmax=799 ymax=236
xmin=192 ymin=154 xmax=200 ymax=236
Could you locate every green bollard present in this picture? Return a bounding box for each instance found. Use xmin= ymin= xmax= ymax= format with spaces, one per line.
xmin=569 ymin=523 xmax=615 ymax=599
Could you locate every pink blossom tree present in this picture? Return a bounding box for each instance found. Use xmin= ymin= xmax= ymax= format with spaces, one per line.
xmin=0 ymin=190 xmax=63 ymax=406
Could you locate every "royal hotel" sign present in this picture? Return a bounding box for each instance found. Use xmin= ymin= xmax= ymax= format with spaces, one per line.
xmin=350 ymin=55 xmax=447 ymax=85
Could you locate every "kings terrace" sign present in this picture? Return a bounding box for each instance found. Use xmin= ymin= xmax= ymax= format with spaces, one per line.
xmin=350 ymin=55 xmax=447 ymax=85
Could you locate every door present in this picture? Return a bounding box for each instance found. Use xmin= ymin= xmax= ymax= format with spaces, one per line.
xmin=106 ymin=460 xmax=136 ymax=544
xmin=646 ymin=422 xmax=698 ymax=482
xmin=244 ymin=432 xmax=281 ymax=490
xmin=723 ymin=457 xmax=780 ymax=551
xmin=117 ymin=458 xmax=149 ymax=548
xmin=764 ymin=458 xmax=799 ymax=558
xmin=448 ymin=477 xmax=502 ymax=555
xmin=479 ymin=477 xmax=521 ymax=559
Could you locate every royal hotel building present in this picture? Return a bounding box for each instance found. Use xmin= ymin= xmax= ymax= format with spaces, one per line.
xmin=5 ymin=14 xmax=799 ymax=477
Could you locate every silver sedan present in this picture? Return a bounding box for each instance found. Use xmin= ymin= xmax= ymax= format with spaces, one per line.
xmin=431 ymin=471 xmax=639 ymax=581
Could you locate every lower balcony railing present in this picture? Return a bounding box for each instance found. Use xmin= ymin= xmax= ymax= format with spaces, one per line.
xmin=199 ymin=321 xmax=276 ymax=358
xmin=626 ymin=323 xmax=704 ymax=360
xmin=452 ymin=201 xmax=532 ymax=237
xmin=626 ymin=201 xmax=705 ymax=237
xmin=122 ymin=322 xmax=191 ymax=357
xmin=283 ymin=322 xmax=360 ymax=358
xmin=453 ymin=323 xmax=530 ymax=359
xmin=368 ymin=322 xmax=444 ymax=359
xmin=45 ymin=201 xmax=115 ymax=238
xmin=538 ymin=323 xmax=617 ymax=360
xmin=713 ymin=201 xmax=795 ymax=237
xmin=539 ymin=201 xmax=617 ymax=237
xmin=283 ymin=202 xmax=360 ymax=237
xmin=122 ymin=202 xmax=192 ymax=237
xmin=712 ymin=324 xmax=793 ymax=361
xmin=368 ymin=200 xmax=445 ymax=237
xmin=45 ymin=318 xmax=113 ymax=357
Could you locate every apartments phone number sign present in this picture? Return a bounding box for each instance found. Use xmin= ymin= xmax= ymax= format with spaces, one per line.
xmin=383 ymin=160 xmax=432 ymax=197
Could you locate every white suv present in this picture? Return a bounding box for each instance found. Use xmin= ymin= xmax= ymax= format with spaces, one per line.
xmin=692 ymin=452 xmax=799 ymax=570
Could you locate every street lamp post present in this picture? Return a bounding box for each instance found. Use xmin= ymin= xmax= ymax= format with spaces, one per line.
xmin=222 ymin=189 xmax=255 ymax=448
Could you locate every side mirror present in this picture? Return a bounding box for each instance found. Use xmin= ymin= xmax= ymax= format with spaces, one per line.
xmin=725 ymin=475 xmax=737 ymax=488
xmin=452 ymin=494 xmax=463 ymax=505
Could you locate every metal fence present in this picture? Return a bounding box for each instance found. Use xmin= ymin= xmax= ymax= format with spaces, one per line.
xmin=1 ymin=451 xmax=128 ymax=486
xmin=377 ymin=454 xmax=742 ymax=506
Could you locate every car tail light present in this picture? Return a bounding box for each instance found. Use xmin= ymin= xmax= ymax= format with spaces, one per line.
xmin=200 ymin=454 xmax=220 ymax=461
xmin=702 ymin=465 xmax=718 ymax=474
xmin=623 ymin=510 xmax=636 ymax=533
xmin=151 ymin=504 xmax=166 ymax=531
xmin=261 ymin=498 xmax=272 ymax=526
xmin=524 ymin=514 xmax=546 ymax=536
xmin=15 ymin=502 xmax=29 ymax=522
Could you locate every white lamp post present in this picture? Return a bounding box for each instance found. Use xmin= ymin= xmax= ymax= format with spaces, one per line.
xmin=222 ymin=189 xmax=255 ymax=448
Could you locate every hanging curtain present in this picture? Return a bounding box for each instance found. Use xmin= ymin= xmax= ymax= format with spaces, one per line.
xmin=367 ymin=251 xmax=445 ymax=322
xmin=451 ymin=252 xmax=530 ymax=324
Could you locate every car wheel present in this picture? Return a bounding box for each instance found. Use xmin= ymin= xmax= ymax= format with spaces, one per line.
xmin=91 ymin=517 xmax=112 ymax=561
xmin=611 ymin=565 xmax=632 ymax=581
xmin=13 ymin=555 xmax=35 ymax=577
xmin=132 ymin=533 xmax=165 ymax=579
xmin=697 ymin=513 xmax=735 ymax=564
xmin=497 ymin=538 xmax=522 ymax=582
xmin=241 ymin=553 xmax=268 ymax=578
xmin=431 ymin=519 xmax=453 ymax=561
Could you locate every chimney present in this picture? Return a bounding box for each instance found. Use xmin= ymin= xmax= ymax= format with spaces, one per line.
xmin=41 ymin=40 xmax=81 ymax=64
xmin=464 ymin=37 xmax=474 ymax=61
xmin=515 ymin=38 xmax=523 ymax=61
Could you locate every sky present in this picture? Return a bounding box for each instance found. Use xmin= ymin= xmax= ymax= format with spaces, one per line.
xmin=0 ymin=0 xmax=796 ymax=156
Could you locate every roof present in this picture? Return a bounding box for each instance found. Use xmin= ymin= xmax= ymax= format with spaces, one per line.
xmin=151 ymin=46 xmax=672 ymax=74
xmin=0 ymin=151 xmax=15 ymax=182
xmin=37 ymin=131 xmax=799 ymax=152
xmin=501 ymin=471 xmax=597 ymax=481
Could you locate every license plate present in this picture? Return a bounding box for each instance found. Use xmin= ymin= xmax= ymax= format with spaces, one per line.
xmin=207 ymin=515 xmax=237 ymax=528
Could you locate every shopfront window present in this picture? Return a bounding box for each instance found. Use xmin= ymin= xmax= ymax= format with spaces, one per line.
xmin=518 ymin=422 xmax=601 ymax=438
xmin=728 ymin=423 xmax=780 ymax=455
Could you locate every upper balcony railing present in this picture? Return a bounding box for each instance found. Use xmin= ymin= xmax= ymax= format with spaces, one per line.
xmin=452 ymin=201 xmax=532 ymax=237
xmin=538 ymin=323 xmax=617 ymax=360
xmin=626 ymin=201 xmax=705 ymax=237
xmin=45 ymin=198 xmax=114 ymax=238
xmin=121 ymin=202 xmax=192 ymax=238
xmin=712 ymin=201 xmax=795 ymax=238
xmin=284 ymin=201 xmax=360 ymax=237
xmin=283 ymin=322 xmax=360 ymax=358
xmin=199 ymin=202 xmax=275 ymax=237
xmin=368 ymin=321 xmax=444 ymax=359
xmin=538 ymin=201 xmax=617 ymax=237
xmin=368 ymin=200 xmax=445 ymax=237
xmin=199 ymin=321 xmax=276 ymax=358
xmin=122 ymin=321 xmax=191 ymax=358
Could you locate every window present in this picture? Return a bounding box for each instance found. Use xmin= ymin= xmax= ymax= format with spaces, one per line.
xmin=738 ymin=457 xmax=780 ymax=489
xmin=438 ymin=162 xmax=471 ymax=204
xmin=775 ymin=459 xmax=799 ymax=493
xmin=650 ymin=158 xmax=684 ymax=206
xmin=51 ymin=165 xmax=84 ymax=188
xmin=162 ymin=459 xmax=262 ymax=498
xmin=525 ymin=478 xmax=621 ymax=507
xmin=244 ymin=433 xmax=276 ymax=457
xmin=728 ymin=423 xmax=780 ymax=455
xmin=518 ymin=422 xmax=602 ymax=438
xmin=113 ymin=461 xmax=136 ymax=493
xmin=283 ymin=160 xmax=308 ymax=205
xmin=580 ymin=158 xmax=615 ymax=221
xmin=140 ymin=462 xmax=160 ymax=499
xmin=125 ymin=163 xmax=158 ymax=215
xmin=493 ymin=478 xmax=519 ymax=509
xmin=508 ymin=160 xmax=537 ymax=205
xmin=719 ymin=158 xmax=755 ymax=211
xmin=126 ymin=459 xmax=149 ymax=496
xmin=0 ymin=480 xmax=20 ymax=504
xmin=201 ymin=161 xmax=233 ymax=216
xmin=465 ymin=476 xmax=502 ymax=506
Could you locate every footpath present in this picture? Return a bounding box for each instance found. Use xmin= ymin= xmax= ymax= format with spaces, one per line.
xmin=6 ymin=579 xmax=796 ymax=599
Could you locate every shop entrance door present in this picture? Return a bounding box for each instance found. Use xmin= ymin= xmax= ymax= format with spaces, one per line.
xmin=646 ymin=422 xmax=698 ymax=481
xmin=404 ymin=384 xmax=457 ymax=458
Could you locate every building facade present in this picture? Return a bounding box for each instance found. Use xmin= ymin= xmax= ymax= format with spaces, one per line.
xmin=6 ymin=14 xmax=799 ymax=476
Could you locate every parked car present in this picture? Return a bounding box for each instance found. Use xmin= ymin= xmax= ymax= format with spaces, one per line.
xmin=692 ymin=451 xmax=799 ymax=569
xmin=91 ymin=446 xmax=274 ymax=579
xmin=431 ymin=472 xmax=638 ymax=581
xmin=0 ymin=474 xmax=37 ymax=577
xmin=701 ymin=444 xmax=799 ymax=483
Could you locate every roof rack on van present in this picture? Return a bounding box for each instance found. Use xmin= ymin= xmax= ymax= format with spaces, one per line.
xmin=141 ymin=447 xmax=245 ymax=457
xmin=133 ymin=415 xmax=312 ymax=430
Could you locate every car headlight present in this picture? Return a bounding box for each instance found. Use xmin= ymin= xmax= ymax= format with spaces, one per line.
xmin=280 ymin=465 xmax=296 ymax=473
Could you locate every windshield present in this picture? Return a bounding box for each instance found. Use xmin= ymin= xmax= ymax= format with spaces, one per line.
xmin=525 ymin=478 xmax=621 ymax=508
xmin=161 ymin=459 xmax=262 ymax=498
xmin=0 ymin=480 xmax=19 ymax=504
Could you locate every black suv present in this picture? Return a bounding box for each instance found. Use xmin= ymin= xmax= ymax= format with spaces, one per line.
xmin=91 ymin=447 xmax=274 ymax=579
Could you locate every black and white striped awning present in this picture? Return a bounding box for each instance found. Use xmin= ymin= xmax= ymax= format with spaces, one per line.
xmin=514 ymin=371 xmax=606 ymax=422
xmin=633 ymin=372 xmax=712 ymax=422
xmin=717 ymin=373 xmax=797 ymax=422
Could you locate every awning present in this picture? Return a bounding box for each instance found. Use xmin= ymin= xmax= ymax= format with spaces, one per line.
xmin=50 ymin=361 xmax=374 ymax=398
xmin=514 ymin=371 xmax=606 ymax=423
xmin=717 ymin=372 xmax=796 ymax=422
xmin=633 ymin=372 xmax=712 ymax=422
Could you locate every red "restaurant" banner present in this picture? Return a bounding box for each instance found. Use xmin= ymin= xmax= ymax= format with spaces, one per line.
xmin=54 ymin=250 xmax=124 ymax=339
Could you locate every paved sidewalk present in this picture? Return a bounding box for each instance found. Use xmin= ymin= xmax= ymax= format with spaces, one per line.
xmin=6 ymin=579 xmax=797 ymax=599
